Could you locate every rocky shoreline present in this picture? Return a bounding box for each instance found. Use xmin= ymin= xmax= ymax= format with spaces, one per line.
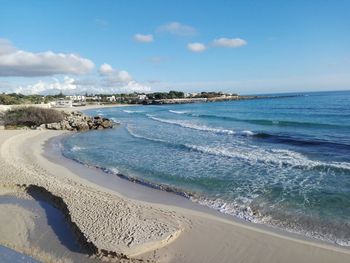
xmin=43 ymin=111 xmax=114 ymax=131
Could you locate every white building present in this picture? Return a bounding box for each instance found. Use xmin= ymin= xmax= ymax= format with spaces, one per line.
xmin=184 ymin=92 xmax=198 ymax=98
xmin=138 ymin=94 xmax=147 ymax=101
xmin=86 ymin=96 xmax=102 ymax=101
xmin=106 ymin=96 xmax=116 ymax=102
xmin=66 ymin=95 xmax=86 ymax=102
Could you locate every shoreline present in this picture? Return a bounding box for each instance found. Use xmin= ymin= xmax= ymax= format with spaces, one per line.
xmin=52 ymin=132 xmax=350 ymax=250
xmin=0 ymin=129 xmax=350 ymax=262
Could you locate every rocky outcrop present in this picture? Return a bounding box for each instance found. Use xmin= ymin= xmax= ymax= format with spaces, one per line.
xmin=44 ymin=111 xmax=114 ymax=131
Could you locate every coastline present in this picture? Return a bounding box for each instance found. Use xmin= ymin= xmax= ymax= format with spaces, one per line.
xmin=0 ymin=129 xmax=349 ymax=262
xmin=49 ymin=132 xmax=350 ymax=248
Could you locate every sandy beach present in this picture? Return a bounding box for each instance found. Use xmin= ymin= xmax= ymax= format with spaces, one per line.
xmin=0 ymin=128 xmax=348 ymax=263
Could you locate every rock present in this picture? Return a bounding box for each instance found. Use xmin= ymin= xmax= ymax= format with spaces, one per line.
xmin=76 ymin=121 xmax=89 ymax=131
xmin=46 ymin=122 xmax=61 ymax=130
xmin=101 ymin=119 xmax=113 ymax=128
xmin=43 ymin=111 xmax=114 ymax=131
xmin=60 ymin=120 xmax=73 ymax=131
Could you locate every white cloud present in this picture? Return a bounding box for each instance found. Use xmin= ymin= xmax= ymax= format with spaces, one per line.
xmin=121 ymin=80 xmax=151 ymax=92
xmin=134 ymin=34 xmax=154 ymax=43
xmin=12 ymin=72 xmax=151 ymax=95
xmin=187 ymin=42 xmax=206 ymax=52
xmin=99 ymin=63 xmax=114 ymax=74
xmin=99 ymin=64 xmax=132 ymax=83
xmin=15 ymin=76 xmax=77 ymax=95
xmin=98 ymin=63 xmax=150 ymax=93
xmin=117 ymin=70 xmax=132 ymax=82
xmin=0 ymin=38 xmax=94 ymax=77
xmin=212 ymin=38 xmax=247 ymax=48
xmin=0 ymin=39 xmax=16 ymax=55
xmin=157 ymin=22 xmax=197 ymax=36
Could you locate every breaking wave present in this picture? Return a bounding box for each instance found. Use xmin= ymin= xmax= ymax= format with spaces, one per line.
xmin=126 ymin=126 xmax=350 ymax=172
xmin=147 ymin=114 xmax=255 ymax=136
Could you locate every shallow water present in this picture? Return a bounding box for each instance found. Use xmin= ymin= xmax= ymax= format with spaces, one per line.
xmin=62 ymin=90 xmax=350 ymax=246
xmin=0 ymin=245 xmax=40 ymax=263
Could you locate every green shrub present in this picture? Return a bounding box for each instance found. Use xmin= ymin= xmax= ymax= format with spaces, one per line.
xmin=3 ymin=107 xmax=64 ymax=128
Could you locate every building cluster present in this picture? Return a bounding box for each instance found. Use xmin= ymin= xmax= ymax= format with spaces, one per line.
xmin=53 ymin=94 xmax=148 ymax=108
xmin=52 ymin=92 xmax=238 ymax=108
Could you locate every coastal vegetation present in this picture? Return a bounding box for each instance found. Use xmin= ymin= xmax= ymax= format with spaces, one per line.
xmin=1 ymin=107 xmax=114 ymax=131
xmin=0 ymin=93 xmax=66 ymax=105
xmin=146 ymin=91 xmax=185 ymax=100
xmin=2 ymin=107 xmax=65 ymax=128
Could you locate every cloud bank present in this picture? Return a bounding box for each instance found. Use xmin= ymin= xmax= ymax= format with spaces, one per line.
xmin=98 ymin=63 xmax=150 ymax=93
xmin=15 ymin=76 xmax=77 ymax=94
xmin=0 ymin=39 xmax=94 ymax=77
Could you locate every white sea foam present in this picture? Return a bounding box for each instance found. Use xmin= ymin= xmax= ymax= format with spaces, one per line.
xmin=127 ymin=124 xmax=350 ymax=171
xmin=71 ymin=145 xmax=85 ymax=152
xmin=108 ymin=167 xmax=120 ymax=174
xmin=241 ymin=130 xmax=256 ymax=136
xmin=126 ymin=125 xmax=167 ymax=144
xmin=191 ymin=196 xmax=256 ymax=221
xmin=147 ymin=115 xmax=257 ymax=137
xmin=169 ymin=110 xmax=186 ymax=114
xmin=192 ymin=196 xmax=350 ymax=247
xmin=110 ymin=118 xmax=121 ymax=124
xmin=123 ymin=110 xmax=144 ymax=114
xmin=148 ymin=114 xmax=237 ymax=135
xmin=185 ymin=144 xmax=350 ymax=171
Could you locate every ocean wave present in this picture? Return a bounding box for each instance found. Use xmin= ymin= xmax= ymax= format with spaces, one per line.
xmin=126 ymin=126 xmax=350 ymax=171
xmin=159 ymin=111 xmax=350 ymax=147
xmin=127 ymin=126 xmax=169 ymax=144
xmin=123 ymin=110 xmax=144 ymax=114
xmin=254 ymin=132 xmax=350 ymax=148
xmin=185 ymin=144 xmax=350 ymax=171
xmin=178 ymin=112 xmax=350 ymax=129
xmin=191 ymin=196 xmax=256 ymax=222
xmin=110 ymin=118 xmax=121 ymax=124
xmin=169 ymin=110 xmax=187 ymax=114
xmin=147 ymin=114 xmax=256 ymax=136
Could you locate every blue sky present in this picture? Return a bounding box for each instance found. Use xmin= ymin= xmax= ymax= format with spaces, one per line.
xmin=0 ymin=0 xmax=349 ymax=94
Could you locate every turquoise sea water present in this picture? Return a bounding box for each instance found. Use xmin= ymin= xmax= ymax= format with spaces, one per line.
xmin=62 ymin=90 xmax=350 ymax=246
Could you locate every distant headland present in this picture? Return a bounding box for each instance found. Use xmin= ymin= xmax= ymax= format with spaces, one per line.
xmin=0 ymin=91 xmax=300 ymax=109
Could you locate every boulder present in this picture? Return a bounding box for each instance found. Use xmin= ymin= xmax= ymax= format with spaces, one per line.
xmin=60 ymin=120 xmax=73 ymax=131
xmin=46 ymin=122 xmax=61 ymax=130
xmin=43 ymin=111 xmax=114 ymax=131
xmin=101 ymin=119 xmax=113 ymax=128
xmin=76 ymin=121 xmax=90 ymax=131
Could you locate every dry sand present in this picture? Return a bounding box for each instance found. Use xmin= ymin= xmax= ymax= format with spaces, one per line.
xmin=55 ymin=103 xmax=136 ymax=113
xmin=0 ymin=129 xmax=349 ymax=263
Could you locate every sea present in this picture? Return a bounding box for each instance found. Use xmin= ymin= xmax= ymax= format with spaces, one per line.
xmin=61 ymin=90 xmax=350 ymax=246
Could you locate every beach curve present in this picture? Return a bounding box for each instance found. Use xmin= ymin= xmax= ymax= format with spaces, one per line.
xmin=0 ymin=129 xmax=350 ymax=262
xmin=0 ymin=130 xmax=185 ymax=261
